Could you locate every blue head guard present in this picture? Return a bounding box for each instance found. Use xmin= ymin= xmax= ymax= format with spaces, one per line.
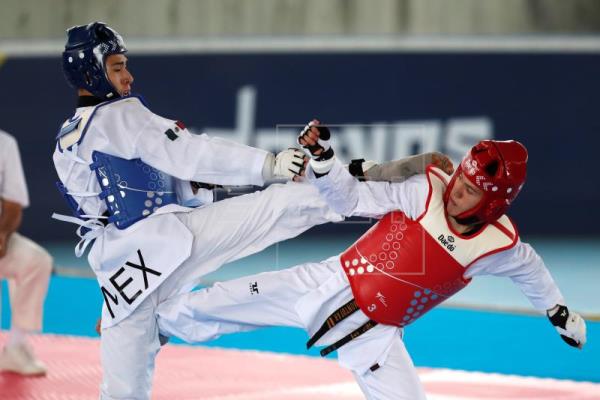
xmin=62 ymin=22 xmax=127 ymax=100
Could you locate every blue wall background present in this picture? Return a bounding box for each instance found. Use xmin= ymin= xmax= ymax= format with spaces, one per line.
xmin=0 ymin=52 xmax=598 ymax=241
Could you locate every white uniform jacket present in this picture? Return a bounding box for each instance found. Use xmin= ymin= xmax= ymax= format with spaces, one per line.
xmin=307 ymin=160 xmax=565 ymax=314
xmin=53 ymin=96 xmax=269 ymax=327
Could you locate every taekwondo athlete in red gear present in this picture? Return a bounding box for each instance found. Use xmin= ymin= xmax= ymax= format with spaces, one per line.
xmin=154 ymin=122 xmax=586 ymax=400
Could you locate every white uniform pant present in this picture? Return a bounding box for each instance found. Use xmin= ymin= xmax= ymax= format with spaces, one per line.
xmin=158 ymin=258 xmax=426 ymax=400
xmin=0 ymin=232 xmax=53 ymax=332
xmin=99 ymin=182 xmax=342 ymax=399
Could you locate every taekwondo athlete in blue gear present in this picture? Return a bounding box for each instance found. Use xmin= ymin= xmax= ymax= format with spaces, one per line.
xmin=52 ymin=22 xmax=343 ymax=400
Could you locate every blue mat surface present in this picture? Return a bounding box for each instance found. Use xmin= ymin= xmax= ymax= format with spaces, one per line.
xmin=2 ymin=274 xmax=598 ymax=382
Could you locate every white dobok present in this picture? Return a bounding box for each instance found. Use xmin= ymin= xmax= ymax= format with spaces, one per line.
xmin=156 ymin=160 xmax=566 ymax=400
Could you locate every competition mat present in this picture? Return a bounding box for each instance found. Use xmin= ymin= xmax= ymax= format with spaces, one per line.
xmin=1 ymin=333 xmax=599 ymax=399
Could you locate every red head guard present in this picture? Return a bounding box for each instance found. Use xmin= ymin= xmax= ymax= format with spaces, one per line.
xmin=443 ymin=140 xmax=528 ymax=224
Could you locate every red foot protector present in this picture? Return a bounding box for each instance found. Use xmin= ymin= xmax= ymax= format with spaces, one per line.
xmin=0 ymin=333 xmax=599 ymax=399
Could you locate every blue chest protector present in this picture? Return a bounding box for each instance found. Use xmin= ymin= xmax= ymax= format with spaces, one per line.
xmin=56 ymin=151 xmax=178 ymax=230
xmin=89 ymin=151 xmax=178 ymax=229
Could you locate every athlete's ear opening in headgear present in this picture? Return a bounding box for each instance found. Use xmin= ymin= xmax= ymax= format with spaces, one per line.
xmin=443 ymin=140 xmax=528 ymax=225
xmin=62 ymin=22 xmax=127 ymax=100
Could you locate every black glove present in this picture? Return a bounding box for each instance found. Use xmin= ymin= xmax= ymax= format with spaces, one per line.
xmin=297 ymin=120 xmax=336 ymax=176
xmin=297 ymin=120 xmax=334 ymax=161
xmin=547 ymin=304 xmax=586 ymax=349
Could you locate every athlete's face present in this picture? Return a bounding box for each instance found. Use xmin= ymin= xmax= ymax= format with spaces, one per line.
xmin=106 ymin=54 xmax=133 ymax=97
xmin=446 ymin=172 xmax=484 ymax=217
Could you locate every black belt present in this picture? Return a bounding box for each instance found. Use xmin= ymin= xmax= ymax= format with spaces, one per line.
xmin=306 ymin=298 xmax=378 ymax=357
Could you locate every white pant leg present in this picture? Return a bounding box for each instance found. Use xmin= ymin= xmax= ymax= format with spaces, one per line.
xmin=352 ymin=333 xmax=426 ymax=400
xmin=157 ymin=260 xmax=337 ymax=342
xmin=162 ymin=181 xmax=341 ymax=295
xmin=0 ymin=233 xmax=52 ymax=331
xmin=100 ymin=293 xmax=161 ymax=400
xmin=99 ymin=182 xmax=339 ymax=397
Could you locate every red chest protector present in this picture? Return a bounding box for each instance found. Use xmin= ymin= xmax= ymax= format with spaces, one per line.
xmin=340 ymin=166 xmax=519 ymax=327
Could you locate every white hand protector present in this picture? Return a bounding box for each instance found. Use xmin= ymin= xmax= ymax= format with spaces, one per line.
xmin=270 ymin=148 xmax=307 ymax=180
xmin=297 ymin=119 xmax=335 ymax=175
xmin=547 ymin=305 xmax=587 ymax=349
